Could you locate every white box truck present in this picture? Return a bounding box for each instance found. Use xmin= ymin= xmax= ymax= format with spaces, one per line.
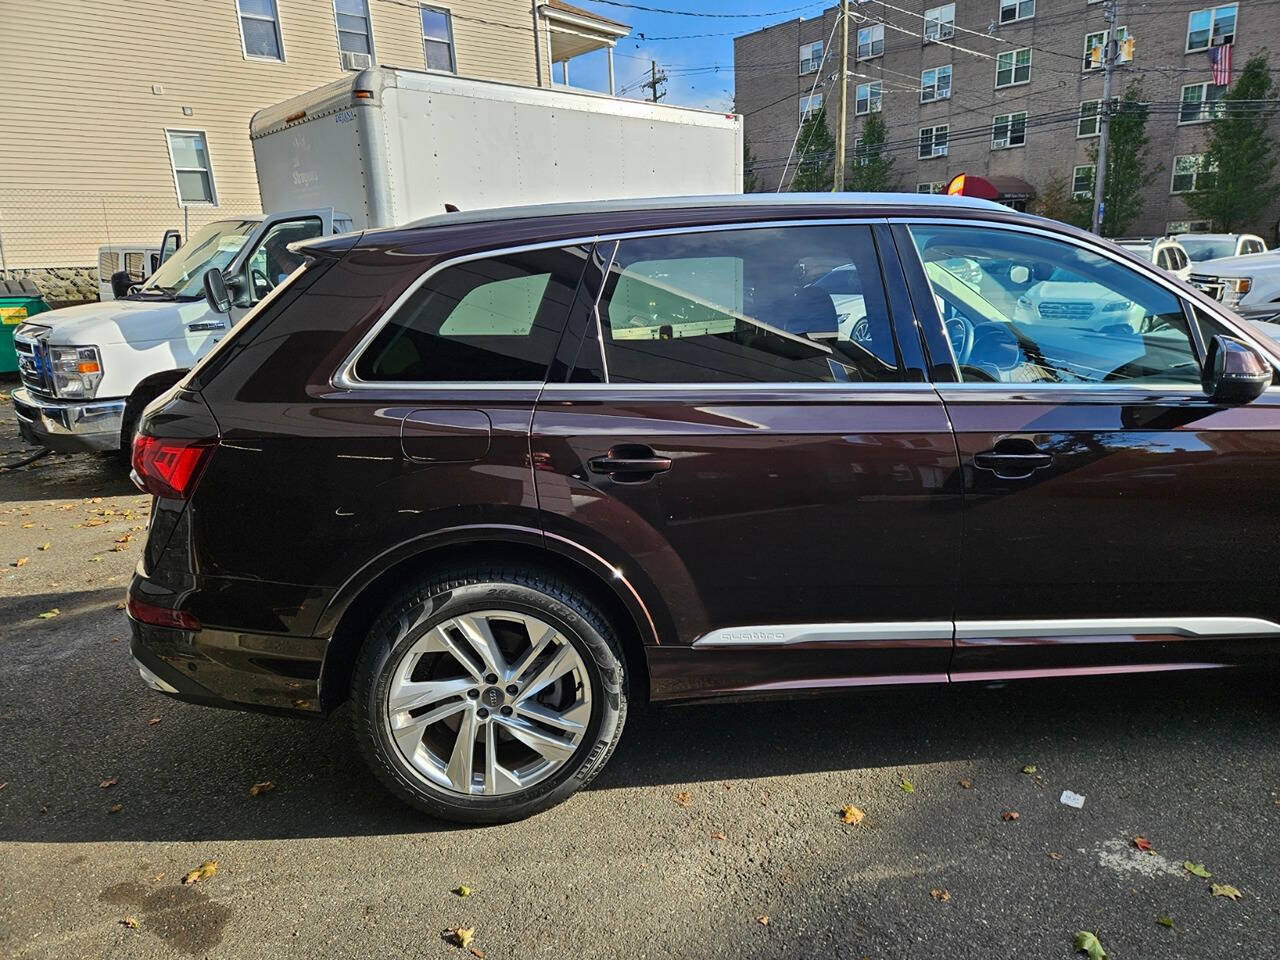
xmin=12 ymin=68 xmax=742 ymax=455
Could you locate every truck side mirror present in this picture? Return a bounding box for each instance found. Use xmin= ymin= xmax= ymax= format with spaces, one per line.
xmin=160 ymin=230 xmax=181 ymax=265
xmin=110 ymin=270 xmax=135 ymax=299
xmin=1202 ymin=334 xmax=1272 ymax=404
xmin=203 ymin=269 xmax=232 ymax=314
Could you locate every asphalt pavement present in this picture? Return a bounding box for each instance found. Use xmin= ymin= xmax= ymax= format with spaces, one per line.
xmin=1 ymin=395 xmax=1278 ymax=959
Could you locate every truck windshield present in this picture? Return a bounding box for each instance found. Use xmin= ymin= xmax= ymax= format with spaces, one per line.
xmin=1179 ymin=238 xmax=1237 ymax=262
xmin=138 ymin=219 xmax=260 ymax=298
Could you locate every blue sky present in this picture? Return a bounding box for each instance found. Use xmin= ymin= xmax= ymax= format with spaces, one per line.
xmin=562 ymin=0 xmax=832 ymax=112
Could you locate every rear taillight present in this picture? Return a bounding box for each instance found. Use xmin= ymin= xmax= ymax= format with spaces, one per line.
xmin=130 ymin=435 xmax=216 ymax=500
xmin=126 ymin=595 xmax=201 ymax=631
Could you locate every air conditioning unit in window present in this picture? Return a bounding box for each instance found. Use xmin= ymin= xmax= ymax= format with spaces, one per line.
xmin=341 ymin=51 xmax=373 ymax=71
xmin=993 ymin=137 xmax=1010 ymax=148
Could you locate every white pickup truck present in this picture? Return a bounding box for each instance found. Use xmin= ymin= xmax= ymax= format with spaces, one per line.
xmin=12 ymin=67 xmax=741 ymax=454
xmin=1189 ymin=251 xmax=1280 ymax=323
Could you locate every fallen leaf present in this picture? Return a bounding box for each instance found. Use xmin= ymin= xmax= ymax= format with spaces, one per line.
xmin=148 ymin=717 xmax=161 ymax=725
xmin=181 ymin=861 xmax=218 ymax=885
xmin=115 ymin=533 xmax=133 ymax=544
xmin=1075 ymin=930 xmax=1107 ymax=960
xmin=21 ymin=522 xmax=34 ymax=528
xmin=39 ymin=803 xmax=48 ymax=815
xmin=930 ymin=888 xmax=951 ymax=902
xmin=755 ymin=915 xmax=770 ymax=926
xmin=1210 ymin=883 xmax=1242 ymax=901
xmin=469 ymin=949 xmax=485 ymax=959
xmin=958 ymin=778 xmax=972 ymax=789
xmin=711 ymin=831 xmax=728 ymax=840
xmin=0 ymin=782 xmax=7 ymax=791
xmin=1183 ymin=861 xmax=1212 ymax=879
xmin=840 ymin=804 xmax=865 ymax=825
xmin=115 ymin=602 xmax=126 ymax=610
xmin=249 ymin=781 xmax=275 ymax=797
xmin=38 ymin=542 xmax=50 ymax=551
xmin=1002 ymin=810 xmax=1020 ymax=821
xmin=900 ymin=778 xmax=915 ymax=794
xmin=674 ymin=791 xmax=693 ymax=808
xmin=99 ymin=778 xmax=117 ymax=789
xmin=1133 ymin=836 xmax=1153 ymax=852
xmin=1156 ymin=915 xmax=1174 ymax=928
xmin=1049 ymin=851 xmax=1064 ymax=861
xmin=1021 ymin=764 xmax=1037 ymax=775
xmin=450 ymin=927 xmax=475 ymax=949
xmin=455 ymin=885 xmax=471 ymax=897
xmin=12 ymin=557 xmax=27 ymax=567
xmin=120 ymin=917 xmax=139 ymax=929
xmin=107 ymin=803 xmax=123 ymax=814
xmin=37 ymin=609 xmax=60 ymax=619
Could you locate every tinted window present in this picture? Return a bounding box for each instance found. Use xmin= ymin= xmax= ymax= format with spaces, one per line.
xmin=593 ymin=225 xmax=898 ymax=384
xmin=910 ymin=224 xmax=1202 ymax=384
xmin=354 ymin=246 xmax=587 ymax=382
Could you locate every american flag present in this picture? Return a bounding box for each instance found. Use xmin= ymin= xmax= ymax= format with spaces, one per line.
xmin=1210 ymin=43 xmax=1232 ymax=86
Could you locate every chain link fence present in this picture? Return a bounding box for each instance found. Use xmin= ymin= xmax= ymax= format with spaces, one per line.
xmin=0 ymin=190 xmax=262 ymax=305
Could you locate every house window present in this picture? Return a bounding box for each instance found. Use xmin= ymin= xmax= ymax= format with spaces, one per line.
xmin=236 ymin=0 xmax=284 ymax=60
xmin=1072 ymin=164 xmax=1095 ymax=199
xmin=165 ymin=130 xmax=217 ymax=205
xmin=857 ymin=23 xmax=884 ymax=60
xmin=992 ymin=112 xmax=1027 ymax=148
xmin=799 ymin=40 xmax=823 ymax=74
xmin=996 ymin=48 xmax=1031 ymax=87
xmin=1179 ymin=82 xmax=1226 ymax=123
xmin=1168 ymin=219 xmax=1214 ymax=234
xmin=1171 ymin=154 xmax=1217 ymax=193
xmin=421 ymin=6 xmax=455 ymax=72
xmin=1000 ymin=0 xmax=1034 ymax=24
xmin=853 ymin=137 xmax=868 ymax=167
xmin=924 ymin=4 xmax=955 ymax=42
xmin=1077 ymin=100 xmax=1101 ymax=137
xmin=1186 ymin=4 xmax=1236 ymax=52
xmin=921 ymin=65 xmax=952 ymax=103
xmin=1083 ymin=27 xmax=1130 ymax=70
xmin=855 ymin=81 xmax=882 ymax=115
xmin=335 ymin=0 xmax=375 ymax=61
xmin=800 ymin=92 xmax=824 ymax=122
xmin=917 ymin=181 xmax=946 ymax=194
xmin=918 ymin=125 xmax=948 ymax=159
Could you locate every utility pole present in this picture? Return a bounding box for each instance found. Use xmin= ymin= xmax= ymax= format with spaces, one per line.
xmin=642 ymin=60 xmax=667 ymax=103
xmin=1090 ymin=0 xmax=1117 ymax=236
xmin=833 ymin=0 xmax=850 ymax=191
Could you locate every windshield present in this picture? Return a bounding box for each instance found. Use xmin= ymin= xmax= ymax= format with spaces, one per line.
xmin=1179 ymin=237 xmax=1236 ymax=262
xmin=139 ymin=219 xmax=259 ymax=298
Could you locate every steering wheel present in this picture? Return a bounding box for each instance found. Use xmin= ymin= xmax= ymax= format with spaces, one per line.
xmin=945 ymin=314 xmax=975 ymax=365
xmin=250 ymin=268 xmax=272 ymax=299
xmin=968 ymin=322 xmax=1024 ymax=373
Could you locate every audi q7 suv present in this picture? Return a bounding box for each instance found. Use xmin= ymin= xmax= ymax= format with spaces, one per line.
xmin=127 ymin=194 xmax=1280 ymax=823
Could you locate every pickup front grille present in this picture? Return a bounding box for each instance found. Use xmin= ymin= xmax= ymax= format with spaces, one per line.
xmin=1189 ymin=274 xmax=1226 ymax=301
xmin=13 ymin=329 xmax=53 ymax=398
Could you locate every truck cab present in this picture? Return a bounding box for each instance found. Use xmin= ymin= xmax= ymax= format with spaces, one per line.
xmin=12 ymin=208 xmax=349 ymax=453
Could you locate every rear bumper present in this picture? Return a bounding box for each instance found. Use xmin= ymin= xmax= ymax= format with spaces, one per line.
xmin=11 ymin=387 xmax=125 ymax=452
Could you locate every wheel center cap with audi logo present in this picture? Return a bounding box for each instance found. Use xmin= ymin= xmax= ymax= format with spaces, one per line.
xmin=482 ymin=687 xmax=504 ymax=709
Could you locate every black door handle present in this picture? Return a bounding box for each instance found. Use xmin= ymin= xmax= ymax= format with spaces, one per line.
xmin=587 ymin=445 xmax=672 ymax=482
xmin=973 ymin=441 xmax=1053 ymax=480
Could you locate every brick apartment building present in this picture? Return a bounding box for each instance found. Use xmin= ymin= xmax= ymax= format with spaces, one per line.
xmin=734 ymin=1 xmax=1280 ymax=238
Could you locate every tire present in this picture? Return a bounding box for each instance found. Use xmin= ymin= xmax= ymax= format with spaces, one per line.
xmin=351 ymin=565 xmax=629 ymax=824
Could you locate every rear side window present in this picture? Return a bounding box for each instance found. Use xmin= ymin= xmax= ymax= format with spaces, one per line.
xmin=593 ymin=225 xmax=899 ymax=383
xmin=354 ymin=246 xmax=587 ymax=382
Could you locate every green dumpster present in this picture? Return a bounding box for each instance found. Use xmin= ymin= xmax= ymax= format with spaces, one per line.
xmin=0 ymin=279 xmax=51 ymax=374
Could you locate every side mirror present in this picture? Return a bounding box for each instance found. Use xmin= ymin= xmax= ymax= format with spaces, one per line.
xmin=202 ymin=268 xmax=232 ymax=314
xmin=110 ymin=270 xmax=135 ymax=299
xmin=1202 ymin=335 xmax=1272 ymax=404
xmin=160 ymin=229 xmax=181 ymax=265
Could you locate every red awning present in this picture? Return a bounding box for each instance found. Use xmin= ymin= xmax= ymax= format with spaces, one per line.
xmin=947 ymin=174 xmax=1036 ymax=201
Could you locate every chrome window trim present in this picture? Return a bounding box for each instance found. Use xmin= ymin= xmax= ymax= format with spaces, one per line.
xmin=540 ymin=382 xmax=938 ymax=394
xmin=694 ymin=622 xmax=953 ymax=647
xmin=890 ymin=215 xmax=1280 ymax=378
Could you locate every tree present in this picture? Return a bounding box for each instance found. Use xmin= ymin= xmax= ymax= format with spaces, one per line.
xmin=845 ymin=113 xmax=899 ymax=192
xmin=743 ymin=140 xmax=761 ymax=193
xmin=1031 ymin=173 xmax=1091 ymax=229
xmin=1185 ymin=55 xmax=1279 ymax=231
xmin=789 ymin=108 xmax=835 ymax=192
xmin=1087 ymin=82 xmax=1160 ymax=237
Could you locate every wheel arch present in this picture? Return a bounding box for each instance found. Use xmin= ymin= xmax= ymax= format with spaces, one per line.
xmin=121 ymin=369 xmax=189 ymax=447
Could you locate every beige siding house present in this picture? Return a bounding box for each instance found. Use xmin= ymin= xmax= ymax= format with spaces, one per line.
xmin=0 ymin=0 xmax=627 ymax=303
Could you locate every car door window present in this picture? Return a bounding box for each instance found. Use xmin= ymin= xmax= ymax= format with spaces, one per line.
xmin=593 ymin=225 xmax=899 ymax=383
xmin=909 ymin=224 xmax=1201 ymax=385
xmin=247 ymin=218 xmax=323 ymax=302
xmin=353 ymin=245 xmax=588 ymax=382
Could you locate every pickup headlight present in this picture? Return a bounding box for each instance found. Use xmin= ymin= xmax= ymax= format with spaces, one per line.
xmin=49 ymin=345 xmax=103 ymax=399
xmin=1234 ymin=277 xmax=1253 ymax=296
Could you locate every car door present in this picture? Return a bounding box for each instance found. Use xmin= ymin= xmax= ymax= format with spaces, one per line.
xmin=531 ymin=220 xmax=963 ymax=699
xmin=226 ymin=211 xmax=331 ymax=326
xmin=901 ymin=218 xmax=1280 ymax=679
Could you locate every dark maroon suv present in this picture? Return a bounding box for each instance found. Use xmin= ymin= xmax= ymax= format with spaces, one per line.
xmin=127 ymin=194 xmax=1280 ymax=823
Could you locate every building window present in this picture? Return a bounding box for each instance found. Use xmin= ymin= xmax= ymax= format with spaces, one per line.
xmin=1083 ymin=27 xmax=1130 ymax=70
xmin=855 ymin=81 xmax=882 ymax=115
xmin=800 ymin=92 xmax=824 ymax=122
xmin=1179 ymin=82 xmax=1226 ymax=123
xmin=992 ymin=112 xmax=1027 ymax=148
xmin=1000 ymin=0 xmax=1034 ymax=24
xmin=165 ymin=130 xmax=217 ymax=205
xmin=1186 ymin=4 xmax=1236 ymax=52
xmin=995 ymin=48 xmax=1031 ymax=88
xmin=853 ymin=137 xmax=868 ymax=167
xmin=1168 ymin=219 xmax=1214 ymax=234
xmin=1072 ymin=164 xmax=1095 ymax=199
xmin=236 ymin=0 xmax=284 ymax=61
xmin=1172 ymin=154 xmax=1217 ymax=193
xmin=917 ymin=181 xmax=946 ymax=194
xmin=335 ymin=0 xmax=375 ymax=63
xmin=919 ymin=125 xmax=948 ymax=159
xmin=924 ymin=4 xmax=955 ymax=42
xmin=421 ymin=6 xmax=455 ymax=72
xmin=857 ymin=23 xmax=884 ymax=60
xmin=1077 ymin=100 xmax=1101 ymax=137
xmin=920 ymin=65 xmax=952 ymax=103
xmin=799 ymin=40 xmax=823 ymax=74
